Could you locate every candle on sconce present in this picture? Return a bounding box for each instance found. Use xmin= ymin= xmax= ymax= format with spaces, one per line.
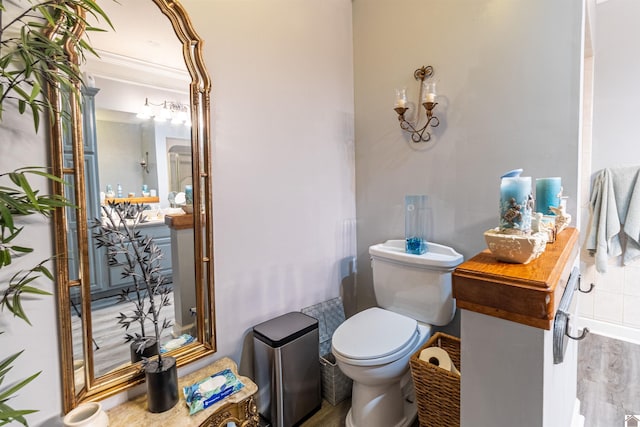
xmin=535 ymin=177 xmax=562 ymax=215
xmin=395 ymin=88 xmax=407 ymax=108
xmin=423 ymin=81 xmax=437 ymax=103
xmin=499 ymin=176 xmax=532 ymax=232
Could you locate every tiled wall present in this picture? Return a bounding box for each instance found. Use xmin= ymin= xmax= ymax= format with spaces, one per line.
xmin=580 ymin=256 xmax=640 ymax=329
xmin=578 ymin=1 xmax=640 ymax=341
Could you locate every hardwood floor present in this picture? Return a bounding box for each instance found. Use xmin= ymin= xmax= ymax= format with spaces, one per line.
xmin=300 ymin=397 xmax=420 ymax=427
xmin=301 ymin=399 xmax=351 ymax=427
xmin=577 ymin=332 xmax=640 ymax=427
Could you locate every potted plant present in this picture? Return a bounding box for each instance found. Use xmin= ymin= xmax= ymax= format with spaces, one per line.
xmin=91 ymin=202 xmax=177 ymax=413
xmin=1 ymin=1 xmax=112 ymax=424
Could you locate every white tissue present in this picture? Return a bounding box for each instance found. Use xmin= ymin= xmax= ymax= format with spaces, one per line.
xmin=419 ymin=347 xmax=460 ymax=376
xmin=163 ymin=336 xmax=187 ymax=351
xmin=198 ymin=375 xmax=226 ymax=393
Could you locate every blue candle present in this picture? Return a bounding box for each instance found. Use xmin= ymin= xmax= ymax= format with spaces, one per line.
xmin=185 ymin=185 xmax=193 ymax=205
xmin=535 ymin=177 xmax=562 ymax=215
xmin=500 ymin=176 xmax=532 ymax=231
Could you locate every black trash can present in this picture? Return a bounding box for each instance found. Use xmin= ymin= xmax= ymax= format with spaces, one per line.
xmin=253 ymin=311 xmax=321 ymax=427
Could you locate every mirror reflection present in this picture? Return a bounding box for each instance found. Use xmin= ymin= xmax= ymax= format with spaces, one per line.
xmin=62 ymin=0 xmax=213 ymax=398
xmin=69 ymin=89 xmax=197 ymax=377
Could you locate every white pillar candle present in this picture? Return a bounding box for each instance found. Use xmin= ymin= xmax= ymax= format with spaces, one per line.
xmin=423 ymin=81 xmax=437 ymax=103
xmin=395 ymin=88 xmax=407 ymax=108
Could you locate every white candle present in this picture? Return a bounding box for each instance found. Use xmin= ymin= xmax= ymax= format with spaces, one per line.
xmin=423 ymin=81 xmax=437 ymax=103
xmin=395 ymin=88 xmax=407 ymax=108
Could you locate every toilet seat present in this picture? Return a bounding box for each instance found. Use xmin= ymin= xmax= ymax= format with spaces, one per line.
xmin=332 ymin=308 xmax=420 ymax=366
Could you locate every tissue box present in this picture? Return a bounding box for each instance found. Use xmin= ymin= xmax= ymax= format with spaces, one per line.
xmin=320 ymin=352 xmax=352 ymax=406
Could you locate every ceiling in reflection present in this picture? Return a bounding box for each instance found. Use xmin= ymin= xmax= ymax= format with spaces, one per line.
xmin=83 ymin=1 xmax=189 ymax=91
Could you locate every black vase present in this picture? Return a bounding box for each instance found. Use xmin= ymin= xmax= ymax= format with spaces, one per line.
xmin=145 ymin=356 xmax=178 ymax=413
xmin=130 ymin=339 xmax=158 ymax=363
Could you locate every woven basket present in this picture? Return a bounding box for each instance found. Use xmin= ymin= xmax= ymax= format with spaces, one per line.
xmin=320 ymin=352 xmax=352 ymax=405
xmin=409 ymin=332 xmax=461 ymax=427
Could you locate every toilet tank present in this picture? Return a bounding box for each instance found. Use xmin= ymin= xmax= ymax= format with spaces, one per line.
xmin=369 ymin=240 xmax=463 ymax=326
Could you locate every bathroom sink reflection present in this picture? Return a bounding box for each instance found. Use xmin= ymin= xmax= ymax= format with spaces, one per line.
xmin=101 ymin=207 xmax=187 ymax=228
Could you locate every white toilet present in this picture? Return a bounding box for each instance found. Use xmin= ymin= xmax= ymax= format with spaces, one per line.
xmin=331 ymin=239 xmax=463 ymax=427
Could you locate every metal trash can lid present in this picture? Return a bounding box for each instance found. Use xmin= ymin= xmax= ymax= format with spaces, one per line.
xmin=253 ymin=311 xmax=318 ymax=347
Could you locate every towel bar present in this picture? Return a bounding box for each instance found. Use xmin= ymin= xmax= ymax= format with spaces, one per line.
xmin=553 ymin=267 xmax=589 ymax=364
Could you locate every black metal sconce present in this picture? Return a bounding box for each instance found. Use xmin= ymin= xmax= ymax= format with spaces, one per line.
xmin=140 ymin=151 xmax=149 ymax=174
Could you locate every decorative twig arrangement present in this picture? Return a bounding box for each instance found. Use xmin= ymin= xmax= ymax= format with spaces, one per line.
xmin=91 ymin=202 xmax=172 ymax=368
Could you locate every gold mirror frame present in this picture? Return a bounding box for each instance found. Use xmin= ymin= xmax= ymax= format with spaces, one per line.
xmin=48 ymin=1 xmax=215 ymax=413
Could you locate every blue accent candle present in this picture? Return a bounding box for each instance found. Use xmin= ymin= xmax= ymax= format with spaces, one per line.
xmin=405 ymin=195 xmax=428 ymax=254
xmin=499 ymin=176 xmax=532 ymax=232
xmin=185 ymin=185 xmax=193 ymax=205
xmin=535 ymin=177 xmax=562 ymax=215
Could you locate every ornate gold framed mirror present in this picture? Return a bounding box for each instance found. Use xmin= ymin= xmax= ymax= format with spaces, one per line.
xmin=48 ymin=0 xmax=215 ymax=412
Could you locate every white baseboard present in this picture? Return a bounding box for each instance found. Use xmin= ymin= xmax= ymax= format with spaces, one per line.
xmin=577 ymin=317 xmax=640 ymax=345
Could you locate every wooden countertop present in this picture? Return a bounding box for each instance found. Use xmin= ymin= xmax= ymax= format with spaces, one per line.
xmin=164 ymin=213 xmax=193 ymax=230
xmin=452 ymin=227 xmax=578 ymax=330
xmin=104 ymin=196 xmax=160 ymax=204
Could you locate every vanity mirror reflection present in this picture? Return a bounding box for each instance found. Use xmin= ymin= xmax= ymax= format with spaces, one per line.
xmin=49 ymin=0 xmax=215 ymax=412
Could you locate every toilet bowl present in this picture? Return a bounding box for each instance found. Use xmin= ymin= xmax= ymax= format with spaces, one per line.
xmin=332 ymin=240 xmax=463 ymax=427
xmin=332 ymin=307 xmax=431 ymax=427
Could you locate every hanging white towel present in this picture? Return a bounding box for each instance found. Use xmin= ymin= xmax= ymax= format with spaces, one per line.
xmin=617 ymin=168 xmax=640 ymax=265
xmin=586 ymin=166 xmax=640 ymax=272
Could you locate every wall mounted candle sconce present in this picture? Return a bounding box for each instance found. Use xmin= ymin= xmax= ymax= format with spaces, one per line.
xmin=394 ymin=65 xmax=439 ymax=143
xmin=140 ymin=151 xmax=150 ymax=174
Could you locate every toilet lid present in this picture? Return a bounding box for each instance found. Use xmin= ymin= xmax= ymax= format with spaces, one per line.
xmin=332 ymin=307 xmax=418 ymax=360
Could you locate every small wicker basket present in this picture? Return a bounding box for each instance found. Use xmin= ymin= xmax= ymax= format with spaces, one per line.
xmin=409 ymin=332 xmax=461 ymax=427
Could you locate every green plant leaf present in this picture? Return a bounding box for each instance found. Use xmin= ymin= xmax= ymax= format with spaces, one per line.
xmin=16 ymin=285 xmax=50 ymax=296
xmin=0 ymin=351 xmax=25 ymax=375
xmin=8 ymin=246 xmax=32 ymax=254
xmin=0 ymin=371 xmax=41 ymax=403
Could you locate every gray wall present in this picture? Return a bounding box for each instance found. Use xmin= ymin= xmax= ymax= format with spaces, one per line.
xmin=1 ymin=1 xmax=355 ymax=424
xmin=353 ymin=0 xmax=584 ymax=310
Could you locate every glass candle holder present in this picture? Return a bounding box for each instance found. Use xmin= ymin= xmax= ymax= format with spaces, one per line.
xmin=395 ymin=88 xmax=408 ymax=109
xmin=422 ymin=80 xmax=437 ymax=103
xmin=405 ymin=195 xmax=428 ymax=254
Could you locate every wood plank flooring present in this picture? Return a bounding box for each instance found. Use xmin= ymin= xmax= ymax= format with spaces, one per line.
xmin=577 ymin=332 xmax=640 ymax=427
xmin=301 ymin=399 xmax=351 ymax=427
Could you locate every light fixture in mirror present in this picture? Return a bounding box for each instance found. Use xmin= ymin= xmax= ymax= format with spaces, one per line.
xmin=137 ymin=98 xmax=191 ymax=126
xmin=48 ymin=0 xmax=215 ymax=413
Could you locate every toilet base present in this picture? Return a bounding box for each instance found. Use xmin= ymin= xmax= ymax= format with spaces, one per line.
xmin=344 ymin=377 xmax=417 ymax=427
